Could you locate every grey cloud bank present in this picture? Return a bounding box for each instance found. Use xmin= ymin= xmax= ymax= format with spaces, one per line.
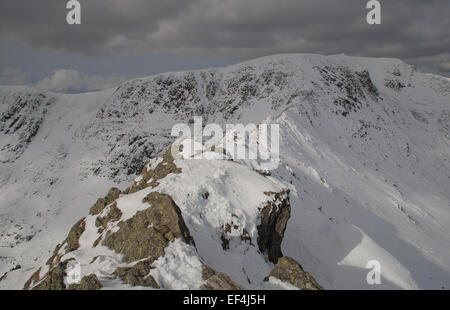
xmin=0 ymin=0 xmax=449 ymax=91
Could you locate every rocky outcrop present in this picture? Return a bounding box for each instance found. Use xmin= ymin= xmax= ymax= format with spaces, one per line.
xmin=200 ymin=265 xmax=243 ymax=290
xmin=64 ymin=218 xmax=86 ymax=253
xmin=125 ymin=147 xmax=182 ymax=194
xmin=24 ymin=191 xmax=193 ymax=290
xmin=113 ymin=260 xmax=160 ymax=288
xmin=23 ymin=268 xmax=41 ymax=290
xmin=89 ymin=187 xmax=122 ymax=215
xmin=68 ymin=274 xmax=102 ymax=290
xmin=32 ymin=262 xmax=67 ymax=290
xmin=265 ymin=256 xmax=323 ymax=290
xmin=95 ymin=202 xmax=122 ymax=229
xmin=22 ymin=145 xmax=321 ymax=290
xmin=22 ymin=149 xmax=193 ymax=290
xmin=30 ymin=259 xmax=102 ymax=290
xmin=103 ymin=192 xmax=194 ymax=263
xmin=257 ymin=190 xmax=291 ymax=263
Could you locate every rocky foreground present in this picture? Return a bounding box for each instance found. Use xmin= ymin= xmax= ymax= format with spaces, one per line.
xmin=21 ymin=146 xmax=322 ymax=290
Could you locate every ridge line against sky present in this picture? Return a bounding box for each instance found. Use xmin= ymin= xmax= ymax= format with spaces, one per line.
xmin=1 ymin=0 xmax=449 ymax=92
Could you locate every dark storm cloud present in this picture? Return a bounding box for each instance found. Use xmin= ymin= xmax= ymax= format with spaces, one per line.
xmin=0 ymin=0 xmax=449 ymax=73
xmin=0 ymin=0 xmax=194 ymax=54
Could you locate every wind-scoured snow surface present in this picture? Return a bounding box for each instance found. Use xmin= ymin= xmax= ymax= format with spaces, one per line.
xmin=0 ymin=54 xmax=449 ymax=289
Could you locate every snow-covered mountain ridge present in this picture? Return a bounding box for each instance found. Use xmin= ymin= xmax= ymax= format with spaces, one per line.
xmin=0 ymin=53 xmax=449 ymax=289
xmin=19 ymin=145 xmax=322 ymax=290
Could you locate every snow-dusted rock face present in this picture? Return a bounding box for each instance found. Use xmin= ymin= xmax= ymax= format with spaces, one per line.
xmin=22 ymin=146 xmax=310 ymax=290
xmin=0 ymin=54 xmax=449 ymax=289
xmin=0 ymin=90 xmax=55 ymax=164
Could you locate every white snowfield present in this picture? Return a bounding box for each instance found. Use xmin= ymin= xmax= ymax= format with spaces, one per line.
xmin=0 ymin=53 xmax=449 ymax=289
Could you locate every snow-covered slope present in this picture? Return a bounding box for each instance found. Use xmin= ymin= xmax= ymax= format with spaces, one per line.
xmin=16 ymin=145 xmax=316 ymax=290
xmin=0 ymin=54 xmax=449 ymax=289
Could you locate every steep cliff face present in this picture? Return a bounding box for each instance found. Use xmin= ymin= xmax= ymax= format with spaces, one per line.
xmin=0 ymin=89 xmax=56 ymax=164
xmin=22 ymin=145 xmax=318 ymax=290
xmin=1 ymin=54 xmax=450 ymax=289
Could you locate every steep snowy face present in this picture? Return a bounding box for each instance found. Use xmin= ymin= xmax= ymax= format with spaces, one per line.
xmin=263 ymin=59 xmax=450 ymax=289
xmin=0 ymin=54 xmax=449 ymax=290
xmin=0 ymin=88 xmax=56 ymax=164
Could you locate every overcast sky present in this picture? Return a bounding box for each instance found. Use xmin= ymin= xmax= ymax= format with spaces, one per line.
xmin=1 ymin=0 xmax=449 ymax=92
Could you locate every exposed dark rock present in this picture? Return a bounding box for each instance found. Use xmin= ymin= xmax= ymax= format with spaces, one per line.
xmin=201 ymin=191 xmax=210 ymax=200
xmin=240 ymin=228 xmax=252 ymax=244
xmin=68 ymin=274 xmax=102 ymax=290
xmin=356 ymin=70 xmax=379 ymax=99
xmin=126 ymin=147 xmax=182 ymax=194
xmin=23 ymin=268 xmax=41 ymax=290
xmin=0 ymin=264 xmax=21 ymax=282
xmin=257 ymin=190 xmax=291 ymax=263
xmin=46 ymin=244 xmax=63 ymax=267
xmin=32 ymin=261 xmax=68 ymax=290
xmin=65 ymin=218 xmax=86 ymax=253
xmin=89 ymin=187 xmax=122 ymax=215
xmin=92 ymin=235 xmax=102 ymax=248
xmin=220 ymin=218 xmax=253 ymax=250
xmin=95 ymin=202 xmax=123 ymax=229
xmin=200 ymin=264 xmax=243 ymax=290
xmin=0 ymin=92 xmax=54 ymax=163
xmin=27 ymin=261 xmax=102 ymax=290
xmin=113 ymin=259 xmax=160 ymax=288
xmin=265 ymin=256 xmax=322 ymax=290
xmin=103 ymin=192 xmax=194 ymax=263
xmin=220 ymin=233 xmax=230 ymax=250
xmin=385 ymin=79 xmax=405 ymax=90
